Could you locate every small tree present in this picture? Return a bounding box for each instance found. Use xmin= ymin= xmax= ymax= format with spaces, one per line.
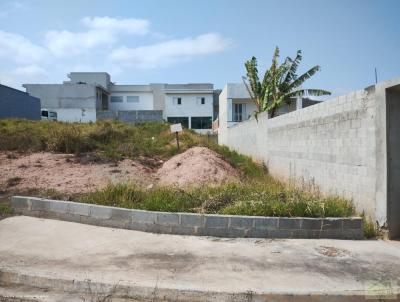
xmin=243 ymin=47 xmax=331 ymax=119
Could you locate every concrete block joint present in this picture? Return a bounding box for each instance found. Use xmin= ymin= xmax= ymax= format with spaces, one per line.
xmin=10 ymin=196 xmax=364 ymax=239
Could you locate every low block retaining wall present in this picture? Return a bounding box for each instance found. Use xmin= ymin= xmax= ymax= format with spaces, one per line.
xmin=11 ymin=196 xmax=364 ymax=239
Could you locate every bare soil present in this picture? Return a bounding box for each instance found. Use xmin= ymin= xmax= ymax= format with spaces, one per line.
xmin=157 ymin=147 xmax=240 ymax=187
xmin=0 ymin=152 xmax=156 ymax=194
xmin=0 ymin=147 xmax=239 ymax=195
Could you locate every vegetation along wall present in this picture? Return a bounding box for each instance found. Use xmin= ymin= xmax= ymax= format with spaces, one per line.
xmin=219 ymin=78 xmax=400 ymax=228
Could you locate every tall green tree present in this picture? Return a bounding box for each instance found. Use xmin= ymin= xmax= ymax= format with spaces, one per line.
xmin=243 ymin=47 xmax=331 ymax=119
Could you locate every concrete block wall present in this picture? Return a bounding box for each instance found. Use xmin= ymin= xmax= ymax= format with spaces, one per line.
xmin=97 ymin=110 xmax=163 ymax=123
xmin=218 ymin=82 xmax=392 ymax=225
xmin=11 ymin=196 xmax=364 ymax=239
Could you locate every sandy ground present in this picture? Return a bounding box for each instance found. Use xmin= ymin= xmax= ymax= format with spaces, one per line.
xmin=157 ymin=147 xmax=239 ymax=187
xmin=0 ymin=147 xmax=239 ymax=194
xmin=0 ymin=152 xmax=156 ymax=194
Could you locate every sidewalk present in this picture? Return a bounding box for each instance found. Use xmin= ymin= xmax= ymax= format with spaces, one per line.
xmin=0 ymin=216 xmax=399 ymax=301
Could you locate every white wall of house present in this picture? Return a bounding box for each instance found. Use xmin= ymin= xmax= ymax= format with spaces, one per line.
xmin=42 ymin=108 xmax=97 ymax=123
xmin=109 ymin=92 xmax=154 ymax=111
xmin=232 ymin=100 xmax=257 ymax=122
xmin=164 ymin=93 xmax=213 ymax=130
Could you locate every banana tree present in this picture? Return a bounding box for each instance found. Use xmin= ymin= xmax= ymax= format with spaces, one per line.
xmin=243 ymin=47 xmax=331 ymax=119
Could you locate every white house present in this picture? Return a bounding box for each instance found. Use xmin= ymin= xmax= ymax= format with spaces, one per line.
xmin=217 ymin=83 xmax=322 ymax=136
xmin=24 ymin=72 xmax=215 ymax=133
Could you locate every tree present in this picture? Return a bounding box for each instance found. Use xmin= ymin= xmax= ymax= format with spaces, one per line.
xmin=243 ymin=47 xmax=331 ymax=119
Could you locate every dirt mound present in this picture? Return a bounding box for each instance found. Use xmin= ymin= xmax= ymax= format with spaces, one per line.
xmin=156 ymin=147 xmax=240 ymax=187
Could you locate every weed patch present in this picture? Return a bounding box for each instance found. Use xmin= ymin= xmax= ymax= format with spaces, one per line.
xmin=55 ymin=181 xmax=355 ymax=218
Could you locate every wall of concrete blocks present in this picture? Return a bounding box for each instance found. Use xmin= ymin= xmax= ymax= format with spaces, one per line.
xmin=96 ymin=110 xmax=163 ymax=123
xmin=218 ymin=78 xmax=400 ymax=226
xmin=11 ymin=196 xmax=364 ymax=239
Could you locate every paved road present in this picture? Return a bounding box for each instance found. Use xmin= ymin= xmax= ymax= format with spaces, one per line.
xmin=0 ymin=216 xmax=399 ymax=301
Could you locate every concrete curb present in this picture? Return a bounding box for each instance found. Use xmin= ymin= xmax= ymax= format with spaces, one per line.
xmin=10 ymin=196 xmax=364 ymax=239
xmin=0 ymin=270 xmax=382 ymax=302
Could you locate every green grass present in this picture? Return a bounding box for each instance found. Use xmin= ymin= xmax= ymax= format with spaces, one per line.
xmin=0 ymin=203 xmax=11 ymax=215
xmin=0 ymin=119 xmax=265 ymax=178
xmin=1 ymin=119 xmax=356 ymax=218
xmin=71 ymin=180 xmax=354 ymax=218
xmin=362 ymin=215 xmax=379 ymax=238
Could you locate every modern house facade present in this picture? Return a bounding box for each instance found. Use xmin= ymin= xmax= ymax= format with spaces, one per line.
xmin=0 ymin=84 xmax=41 ymax=120
xmin=216 ymin=83 xmax=321 ymax=132
xmin=24 ymin=72 xmax=215 ymax=133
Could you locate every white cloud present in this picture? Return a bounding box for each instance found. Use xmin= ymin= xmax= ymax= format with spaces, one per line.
xmin=0 ymin=17 xmax=232 ymax=88
xmin=13 ymin=64 xmax=48 ymax=77
xmin=45 ymin=16 xmax=150 ymax=57
xmin=45 ymin=30 xmax=116 ymax=56
xmin=82 ymin=16 xmax=149 ymax=35
xmin=110 ymin=33 xmax=232 ymax=69
xmin=0 ymin=30 xmax=47 ymax=64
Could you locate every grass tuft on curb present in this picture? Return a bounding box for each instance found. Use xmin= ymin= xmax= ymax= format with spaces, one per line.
xmin=46 ymin=181 xmax=356 ymax=218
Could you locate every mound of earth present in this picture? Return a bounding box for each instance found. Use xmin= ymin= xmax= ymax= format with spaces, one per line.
xmin=156 ymin=147 xmax=240 ymax=187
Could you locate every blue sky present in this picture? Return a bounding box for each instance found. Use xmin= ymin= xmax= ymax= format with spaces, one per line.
xmin=1 ymin=0 xmax=399 ymax=96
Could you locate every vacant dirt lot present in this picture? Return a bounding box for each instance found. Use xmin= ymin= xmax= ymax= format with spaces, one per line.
xmin=0 ymin=147 xmax=240 ymax=195
xmin=0 ymin=152 xmax=156 ymax=194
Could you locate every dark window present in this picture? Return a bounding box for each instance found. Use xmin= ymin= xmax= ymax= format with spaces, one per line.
xmin=127 ymin=96 xmax=139 ymax=103
xmin=167 ymin=117 xmax=189 ymax=128
xmin=201 ymin=97 xmax=205 ymax=105
xmin=111 ymin=96 xmax=123 ymax=103
xmin=233 ymin=103 xmax=243 ymax=122
xmin=177 ymin=98 xmax=182 ymax=105
xmin=49 ymin=112 xmax=58 ymax=119
xmin=41 ymin=110 xmax=48 ymax=117
xmin=191 ymin=116 xmax=212 ymax=129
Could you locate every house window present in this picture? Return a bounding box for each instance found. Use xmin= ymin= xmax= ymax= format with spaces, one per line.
xmin=127 ymin=96 xmax=139 ymax=103
xmin=191 ymin=116 xmax=212 ymax=129
xmin=110 ymin=96 xmax=123 ymax=103
xmin=197 ymin=97 xmax=206 ymax=105
xmin=173 ymin=97 xmax=182 ymax=105
xmin=167 ymin=117 xmax=189 ymax=128
xmin=233 ymin=103 xmax=243 ymax=122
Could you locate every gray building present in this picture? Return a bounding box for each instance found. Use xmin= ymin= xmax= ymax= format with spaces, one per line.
xmin=0 ymin=84 xmax=41 ymax=120
xmin=24 ymin=72 xmax=216 ymax=132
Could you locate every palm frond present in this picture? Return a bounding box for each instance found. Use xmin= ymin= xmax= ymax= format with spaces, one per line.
xmin=242 ymin=76 xmax=255 ymax=102
xmin=244 ymin=57 xmax=261 ymax=98
xmin=288 ymin=65 xmax=321 ymax=91
xmin=283 ymin=50 xmax=302 ymax=86
xmin=285 ymin=89 xmax=331 ymax=98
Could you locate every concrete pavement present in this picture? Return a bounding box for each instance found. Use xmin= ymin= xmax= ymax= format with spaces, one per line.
xmin=0 ymin=216 xmax=399 ymax=301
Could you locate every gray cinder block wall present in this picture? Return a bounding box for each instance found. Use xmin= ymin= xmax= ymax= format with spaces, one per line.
xmin=0 ymin=84 xmax=41 ymax=120
xmin=10 ymin=196 xmax=364 ymax=239
xmin=97 ymin=110 xmax=163 ymax=123
xmin=218 ymin=78 xmax=400 ymax=227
